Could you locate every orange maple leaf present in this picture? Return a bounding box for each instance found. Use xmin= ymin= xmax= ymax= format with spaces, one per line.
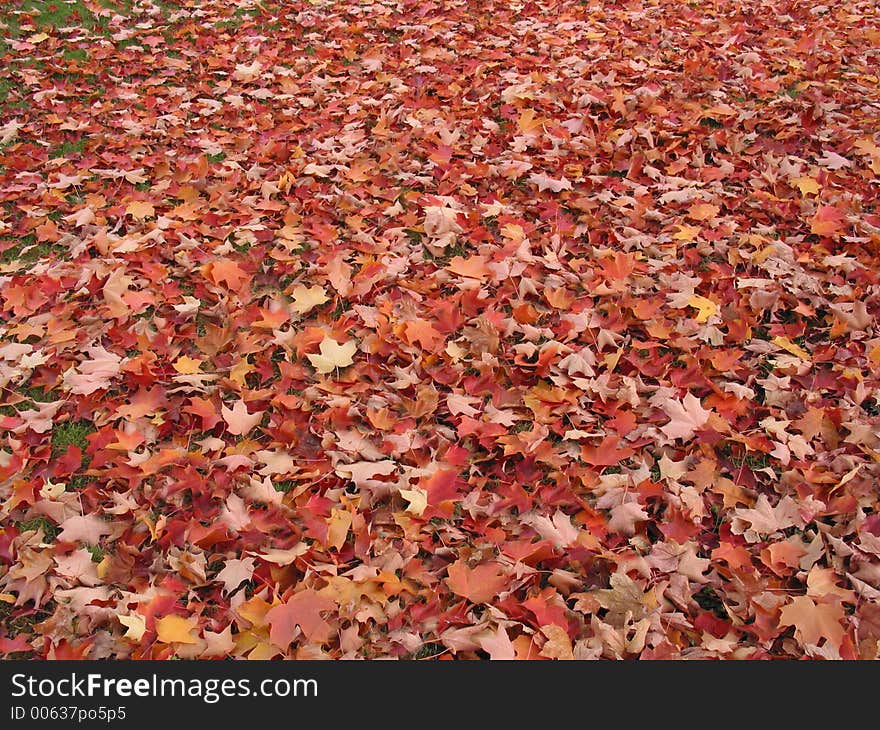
xmin=445 ymin=560 xmax=507 ymax=604
xmin=266 ymin=590 xmax=336 ymax=647
xmin=779 ymin=595 xmax=847 ymax=649
xmin=446 ymin=255 xmax=490 ymax=280
xmin=205 ymin=259 xmax=250 ymax=292
xmin=809 ymin=205 xmax=845 ymax=236
xmin=125 ymin=200 xmax=155 ymax=220
xmin=402 ymin=319 xmax=445 ymax=350
xmin=687 ymin=202 xmax=720 ymax=221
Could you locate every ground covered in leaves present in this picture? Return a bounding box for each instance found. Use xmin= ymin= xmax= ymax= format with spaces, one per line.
xmin=1 ymin=0 xmax=879 ymax=660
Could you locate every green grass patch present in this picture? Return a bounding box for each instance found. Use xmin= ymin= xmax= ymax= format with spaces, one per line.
xmin=0 ymin=384 xmax=57 ymax=416
xmin=68 ymin=475 xmax=97 ymax=490
xmin=61 ymin=47 xmax=89 ymax=62
xmin=0 ymin=78 xmax=13 ymax=105
xmin=16 ymin=516 xmax=59 ymax=542
xmin=1 ymin=0 xmax=103 ymax=37
xmin=0 ymin=235 xmax=66 ymax=270
xmin=51 ymin=419 xmax=96 ymax=458
xmin=19 ymin=385 xmax=59 ymax=403
xmin=411 ymin=642 xmax=444 ymax=659
xmin=85 ymin=544 xmax=105 ymax=562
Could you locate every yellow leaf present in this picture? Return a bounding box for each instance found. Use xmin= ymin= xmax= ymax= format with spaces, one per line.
xmin=500 ymin=223 xmax=525 ymax=243
xmin=751 ymin=245 xmax=777 ymax=264
xmin=236 ymin=596 xmax=274 ymax=627
xmin=445 ymin=341 xmax=466 ymax=361
xmin=772 ymin=335 xmax=810 ymax=360
xmin=96 ymin=555 xmax=112 ymax=580
xmin=790 ymin=176 xmax=820 ymax=196
xmin=118 ymin=614 xmax=146 ymax=642
xmin=307 ymin=335 xmax=357 ymax=374
xmin=672 ymin=224 xmax=700 ymax=242
xmin=229 ymin=358 xmax=254 ymax=386
xmin=248 ymin=641 xmax=281 ymax=660
xmin=290 ymin=284 xmax=328 ymax=315
xmin=0 ymin=592 xmax=15 ymax=604
xmin=517 ymin=108 xmax=544 ymax=134
xmin=687 ymin=294 xmax=718 ymax=323
xmin=400 ymin=487 xmax=428 ymax=516
xmin=687 ymin=203 xmax=720 ymax=221
xmin=155 ymin=614 xmax=198 ymax=644
xmin=854 ymin=138 xmax=880 ymax=159
xmin=172 ymin=355 xmax=204 ymax=374
xmin=539 ymin=624 xmax=575 ymax=660
xmin=602 ymin=347 xmax=622 ymax=373
xmin=126 ymin=200 xmax=155 ymax=219
xmin=326 ymin=508 xmax=352 ymax=550
xmin=27 ymin=32 xmax=50 ymax=44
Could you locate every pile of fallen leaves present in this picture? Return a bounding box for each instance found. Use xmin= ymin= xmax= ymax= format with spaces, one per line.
xmin=1 ymin=0 xmax=879 ymax=660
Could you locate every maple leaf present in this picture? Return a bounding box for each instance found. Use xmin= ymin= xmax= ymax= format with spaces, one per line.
xmin=687 ymin=294 xmax=718 ymax=323
xmin=809 ymin=205 xmax=846 ymax=236
xmin=233 ymin=60 xmax=262 ymax=82
xmin=423 ymin=204 xmax=462 ymax=238
xmin=687 ymin=202 xmax=720 ymax=221
xmin=0 ymin=119 xmax=22 ymax=145
xmin=327 ymin=509 xmax=352 ymax=550
xmin=62 ymin=345 xmax=123 ymax=395
xmin=539 ymin=625 xmax=575 ymax=660
xmin=659 ymin=393 xmax=711 ymax=440
xmin=266 ymin=590 xmax=336 ymax=647
xmin=779 ymin=596 xmax=847 ymax=649
xmin=254 ymin=449 xmax=296 ymax=476
xmin=221 ymin=399 xmax=264 ymax=436
xmin=243 ymin=476 xmax=284 ymax=506
xmin=155 ymin=615 xmax=199 ymax=645
xmin=290 ymin=284 xmax=329 ymax=314
xmin=815 ymin=150 xmax=852 ymax=170
xmin=523 ymin=509 xmax=580 ymax=548
xmin=399 ymin=487 xmax=428 ymax=516
xmin=608 ymin=500 xmax=650 ymax=535
xmin=478 ymin=626 xmax=516 ymax=660
xmin=595 ymin=572 xmax=656 ymax=626
xmin=790 ymin=176 xmax=820 ymax=195
xmin=57 ymin=515 xmax=111 ymax=545
xmin=402 ymin=319 xmax=445 ymax=350
xmin=102 ymin=268 xmax=134 ymax=320
xmin=445 ymin=255 xmax=490 ymax=281
xmin=325 ymin=255 xmax=353 ymax=297
xmin=772 ymin=335 xmax=811 ymax=360
xmin=201 ymin=627 xmax=235 ymax=658
xmin=445 ymin=560 xmax=507 ymax=604
xmin=220 ymin=493 xmax=251 ymax=532
xmin=172 ymin=355 xmax=204 ymax=374
xmin=307 ymin=335 xmax=357 ymax=373
xmin=256 ymin=545 xmax=309 ymax=566
xmin=730 ymin=495 xmax=803 ymax=542
xmin=64 ymin=206 xmax=96 ymax=227
xmin=54 ymin=549 xmax=100 ymax=586
xmin=205 ymin=259 xmax=250 ymax=292
xmin=806 ymin=567 xmax=856 ymax=604
xmin=215 ymin=557 xmax=256 ymax=595
xmin=125 ymin=200 xmax=155 ymax=220
xmin=528 ymin=172 xmax=572 ymax=192
xmin=118 ymin=614 xmax=146 ymax=642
